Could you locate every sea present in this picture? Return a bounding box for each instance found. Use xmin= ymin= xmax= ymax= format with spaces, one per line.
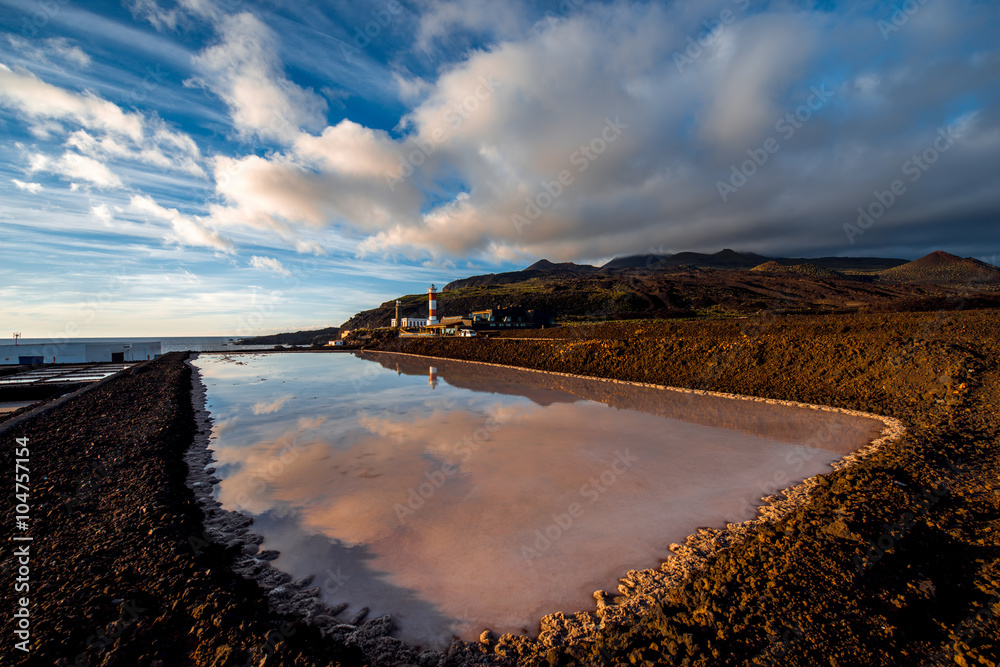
xmin=11 ymin=336 xmax=274 ymax=353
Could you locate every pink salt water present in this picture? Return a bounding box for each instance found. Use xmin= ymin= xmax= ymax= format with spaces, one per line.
xmin=194 ymin=351 xmax=887 ymax=649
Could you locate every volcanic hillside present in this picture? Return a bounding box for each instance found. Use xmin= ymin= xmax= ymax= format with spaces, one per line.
xmin=880 ymin=251 xmax=1000 ymax=284
xmin=447 ymin=250 xmax=908 ymax=290
xmin=751 ymin=262 xmax=845 ymax=279
xmin=238 ymin=250 xmax=999 ymax=342
xmin=340 ymin=262 xmax=999 ymax=330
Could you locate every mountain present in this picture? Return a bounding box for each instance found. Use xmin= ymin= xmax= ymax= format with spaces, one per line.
xmin=880 ymin=251 xmax=1000 ymax=284
xmin=524 ymin=259 xmax=596 ymax=272
xmin=601 ymin=250 xmax=907 ymax=273
xmin=236 ymin=326 xmax=341 ymax=346
xmin=453 ymin=250 xmax=910 ymax=288
xmin=323 ymin=249 xmax=1000 ymax=332
xmin=778 ymin=256 xmax=907 ymax=272
xmin=444 ymin=259 xmax=598 ymax=290
xmin=601 ymin=249 xmax=771 ymax=271
xmin=600 ymin=254 xmax=672 ymax=270
xmin=751 ymin=262 xmax=845 ymax=279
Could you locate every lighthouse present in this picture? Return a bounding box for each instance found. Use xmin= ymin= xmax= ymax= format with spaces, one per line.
xmin=427 ymin=284 xmax=439 ymax=325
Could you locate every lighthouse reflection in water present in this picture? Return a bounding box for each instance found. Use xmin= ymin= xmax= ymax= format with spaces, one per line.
xmin=193 ymin=351 xmax=885 ymax=650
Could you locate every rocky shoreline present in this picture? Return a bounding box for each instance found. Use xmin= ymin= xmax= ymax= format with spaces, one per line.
xmin=4 ymin=310 xmax=999 ymax=666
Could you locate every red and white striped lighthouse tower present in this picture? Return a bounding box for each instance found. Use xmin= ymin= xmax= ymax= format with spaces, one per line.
xmin=427 ymin=284 xmax=439 ymax=324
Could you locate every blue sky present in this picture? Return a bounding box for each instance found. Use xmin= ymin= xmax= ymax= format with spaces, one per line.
xmin=1 ymin=0 xmax=998 ymax=337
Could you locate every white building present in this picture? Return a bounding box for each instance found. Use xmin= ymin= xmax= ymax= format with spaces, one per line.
xmin=391 ymin=317 xmax=429 ymax=328
xmin=0 ymin=342 xmax=161 ymax=365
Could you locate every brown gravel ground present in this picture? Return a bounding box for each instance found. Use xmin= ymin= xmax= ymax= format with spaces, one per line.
xmin=3 ymin=309 xmax=999 ymax=666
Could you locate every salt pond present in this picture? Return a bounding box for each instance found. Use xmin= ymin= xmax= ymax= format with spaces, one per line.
xmin=193 ymin=351 xmax=887 ymax=649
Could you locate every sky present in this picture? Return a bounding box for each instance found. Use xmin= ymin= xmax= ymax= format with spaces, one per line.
xmin=0 ymin=0 xmax=998 ymax=337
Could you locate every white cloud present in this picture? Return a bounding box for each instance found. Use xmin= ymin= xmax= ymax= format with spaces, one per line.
xmin=130 ymin=194 xmax=234 ymax=253
xmin=249 ymin=255 xmax=291 ymax=276
xmin=46 ymin=38 xmax=91 ymax=67
xmin=5 ymin=36 xmax=91 ymax=68
xmin=0 ymin=63 xmax=143 ymax=140
xmin=11 ymin=179 xmax=42 ymax=193
xmin=29 ymin=151 xmax=123 ymax=189
xmin=208 ymin=151 xmax=420 ymax=239
xmin=65 ymin=127 xmax=205 ymax=177
xmin=126 ymin=0 xmax=184 ymax=31
xmin=91 ymin=203 xmax=113 ymax=225
xmin=70 ymin=0 xmax=993 ymax=264
xmin=252 ymin=395 xmax=292 ymax=415
xmin=126 ymin=0 xmax=218 ymax=30
xmin=190 ymin=12 xmax=328 ymax=143
xmin=295 ymin=239 xmax=327 ymax=255
xmin=293 ymin=120 xmax=402 ymax=178
xmin=0 ymin=64 xmax=205 ymax=177
xmin=697 ymin=15 xmax=815 ymax=151
xmin=415 ymin=0 xmax=531 ymax=52
xmin=393 ymin=72 xmax=432 ymax=103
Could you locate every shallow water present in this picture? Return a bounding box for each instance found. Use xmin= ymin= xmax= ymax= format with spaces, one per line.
xmin=193 ymin=351 xmax=886 ymax=649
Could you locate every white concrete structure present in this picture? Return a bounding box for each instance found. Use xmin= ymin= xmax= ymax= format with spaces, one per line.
xmin=391 ymin=318 xmax=428 ymax=328
xmin=0 ymin=342 xmax=161 ymax=365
